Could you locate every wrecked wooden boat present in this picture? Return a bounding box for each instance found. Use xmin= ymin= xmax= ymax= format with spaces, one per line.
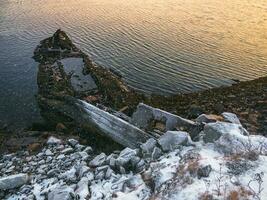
xmin=34 ymin=30 xmax=202 ymax=148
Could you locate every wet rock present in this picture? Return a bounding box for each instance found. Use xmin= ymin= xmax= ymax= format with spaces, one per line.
xmin=203 ymin=122 xmax=248 ymax=143
xmin=222 ymin=112 xmax=241 ymax=124
xmin=89 ymin=153 xmax=106 ymax=167
xmin=47 ymin=185 xmax=74 ymax=200
xmin=158 ymin=131 xmax=191 ymax=152
xmin=0 ymin=173 xmax=30 ymax=190
xmin=197 ymin=165 xmax=212 ymax=179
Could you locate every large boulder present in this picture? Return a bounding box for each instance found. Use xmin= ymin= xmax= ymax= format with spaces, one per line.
xmin=0 ymin=174 xmax=30 ymax=190
xmin=158 ymin=131 xmax=191 ymax=152
xmin=203 ymin=122 xmax=248 ymax=143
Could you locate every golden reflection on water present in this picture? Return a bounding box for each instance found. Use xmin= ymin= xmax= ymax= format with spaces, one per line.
xmin=1 ymin=0 xmax=267 ymax=94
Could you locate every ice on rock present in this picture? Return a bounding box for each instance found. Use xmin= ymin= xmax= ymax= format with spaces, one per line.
xmin=203 ymin=122 xmax=249 ymax=143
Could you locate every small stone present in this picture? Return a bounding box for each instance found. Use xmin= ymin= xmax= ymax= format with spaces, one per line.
xmin=158 ymin=131 xmax=190 ymax=152
xmin=45 ymin=149 xmax=53 ymax=156
xmin=140 ymin=138 xmax=157 ymax=158
xmin=197 ymin=165 xmax=212 ymax=179
xmin=151 ymin=147 xmax=162 ymax=160
xmin=83 ymin=146 xmax=93 ymax=154
xmin=48 ymin=185 xmax=74 ymax=200
xmin=89 ymin=153 xmax=106 ymax=167
xmin=47 ymin=136 xmax=62 ymax=145
xmin=61 ymin=147 xmax=74 ymax=154
xmin=116 ymin=148 xmax=137 ymax=166
xmin=47 ymin=169 xmax=60 ymax=177
xmin=76 ymin=177 xmax=90 ymax=199
xmin=68 ymin=139 xmax=79 ymax=148
xmin=57 ymin=154 xmax=66 ymax=160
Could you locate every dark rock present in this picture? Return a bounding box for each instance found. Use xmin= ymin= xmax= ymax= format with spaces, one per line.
xmin=197 ymin=165 xmax=212 ymax=179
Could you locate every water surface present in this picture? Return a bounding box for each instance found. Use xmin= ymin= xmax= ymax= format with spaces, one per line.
xmin=0 ymin=0 xmax=266 ymax=128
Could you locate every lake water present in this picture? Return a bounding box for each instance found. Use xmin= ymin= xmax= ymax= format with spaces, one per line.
xmin=0 ymin=0 xmax=266 ymax=129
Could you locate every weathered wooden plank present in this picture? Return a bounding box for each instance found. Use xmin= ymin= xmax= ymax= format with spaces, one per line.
xmin=44 ymin=96 xmax=152 ymax=149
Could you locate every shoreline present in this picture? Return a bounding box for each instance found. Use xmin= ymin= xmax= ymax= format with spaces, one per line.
xmin=0 ymin=30 xmax=266 ymax=153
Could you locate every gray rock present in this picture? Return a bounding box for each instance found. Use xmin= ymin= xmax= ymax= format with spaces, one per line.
xmin=47 ymin=136 xmax=62 ymax=145
xmin=135 ymin=159 xmax=146 ymax=173
xmin=203 ymin=122 xmax=248 ymax=143
xmin=48 ymin=185 xmax=74 ymax=200
xmin=89 ymin=153 xmax=106 ymax=167
xmin=116 ymin=148 xmax=137 ymax=166
xmin=83 ymin=146 xmax=93 ymax=154
xmin=140 ymin=138 xmax=157 ymax=158
xmin=61 ymin=148 xmax=74 ymax=154
xmin=158 ymin=131 xmax=190 ymax=152
xmin=77 ymin=165 xmax=90 ymax=178
xmin=75 ymin=177 xmax=90 ymax=199
xmin=197 ymin=165 xmax=212 ymax=179
xmin=68 ymin=139 xmax=79 ymax=148
xmin=222 ymin=112 xmax=241 ymax=124
xmin=79 ymin=151 xmax=89 ymax=161
xmin=45 ymin=149 xmax=53 ymax=156
xmin=151 ymin=147 xmax=163 ymax=160
xmin=122 ymin=175 xmax=144 ymax=192
xmin=47 ymin=169 xmax=60 ymax=178
xmin=130 ymin=156 xmax=141 ymax=167
xmin=0 ymin=174 xmax=30 ymax=190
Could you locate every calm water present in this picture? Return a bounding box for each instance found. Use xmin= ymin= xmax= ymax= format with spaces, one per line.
xmin=0 ymin=0 xmax=267 ymax=128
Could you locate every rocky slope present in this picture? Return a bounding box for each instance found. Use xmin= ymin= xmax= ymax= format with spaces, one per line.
xmin=1 ymin=113 xmax=267 ymax=200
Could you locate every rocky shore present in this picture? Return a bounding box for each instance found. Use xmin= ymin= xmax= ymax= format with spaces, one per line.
xmin=0 ymin=30 xmax=266 ymax=199
xmin=1 ymin=113 xmax=267 ymax=199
